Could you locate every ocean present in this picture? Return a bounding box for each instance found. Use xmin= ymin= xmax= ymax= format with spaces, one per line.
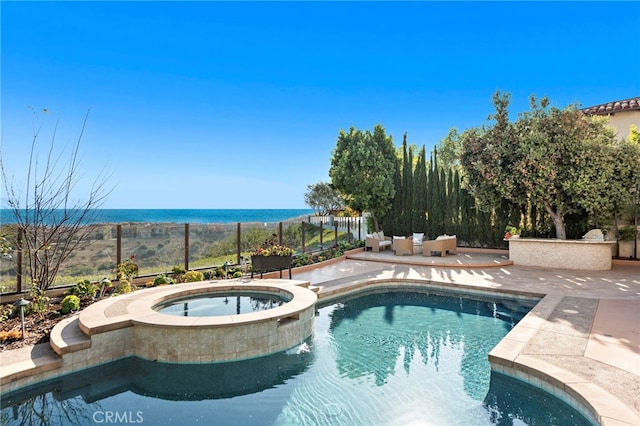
xmin=0 ymin=209 xmax=315 ymax=225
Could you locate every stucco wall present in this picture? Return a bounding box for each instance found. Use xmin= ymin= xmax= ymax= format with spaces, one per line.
xmin=607 ymin=110 xmax=640 ymax=140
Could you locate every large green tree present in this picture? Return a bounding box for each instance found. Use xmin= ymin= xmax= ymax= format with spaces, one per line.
xmin=461 ymin=92 xmax=623 ymax=239
xmin=329 ymin=124 xmax=397 ymax=232
xmin=304 ymin=182 xmax=345 ymax=216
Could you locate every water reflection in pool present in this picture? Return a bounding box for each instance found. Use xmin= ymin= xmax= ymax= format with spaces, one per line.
xmin=155 ymin=291 xmax=290 ymax=316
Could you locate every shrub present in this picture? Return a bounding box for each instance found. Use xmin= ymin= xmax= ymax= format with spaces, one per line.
xmin=152 ymin=274 xmax=176 ymax=286
xmin=61 ymin=295 xmax=81 ymax=314
xmin=337 ymin=241 xmax=355 ymax=251
xmin=618 ymin=226 xmax=637 ymax=242
xmin=183 ymin=271 xmax=204 ymax=283
xmin=215 ymin=267 xmax=226 ymax=278
xmin=116 ymin=279 xmax=134 ymax=294
xmin=117 ymin=255 xmax=139 ymax=281
xmin=171 ymin=266 xmax=186 ymax=283
xmin=0 ymin=304 xmax=15 ymax=323
xmin=28 ymin=287 xmax=49 ymax=315
xmin=67 ymin=279 xmax=99 ymax=300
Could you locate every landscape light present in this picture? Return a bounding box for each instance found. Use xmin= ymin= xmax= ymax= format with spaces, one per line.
xmin=15 ymin=298 xmax=30 ymax=339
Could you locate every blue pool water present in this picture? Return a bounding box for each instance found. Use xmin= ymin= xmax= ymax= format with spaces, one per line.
xmin=1 ymin=290 xmax=593 ymax=425
xmin=155 ymin=291 xmax=289 ymax=316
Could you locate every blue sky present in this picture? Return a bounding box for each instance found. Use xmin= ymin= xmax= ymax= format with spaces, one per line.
xmin=2 ymin=1 xmax=639 ymax=209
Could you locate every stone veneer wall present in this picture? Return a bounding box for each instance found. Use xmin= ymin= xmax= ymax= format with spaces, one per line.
xmin=509 ymin=238 xmax=616 ymax=270
xmin=133 ymin=305 xmax=315 ymax=363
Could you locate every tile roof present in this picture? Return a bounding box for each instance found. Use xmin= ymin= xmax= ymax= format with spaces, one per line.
xmin=581 ymin=97 xmax=640 ymax=115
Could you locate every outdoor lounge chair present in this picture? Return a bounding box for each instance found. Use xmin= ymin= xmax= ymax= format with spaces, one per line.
xmin=423 ymin=234 xmax=457 ymax=257
xmin=393 ymin=236 xmax=413 ymax=255
xmin=365 ymin=231 xmax=393 ymax=252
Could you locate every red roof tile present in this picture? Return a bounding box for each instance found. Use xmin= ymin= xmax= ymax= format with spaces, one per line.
xmin=581 ymin=97 xmax=640 ymax=115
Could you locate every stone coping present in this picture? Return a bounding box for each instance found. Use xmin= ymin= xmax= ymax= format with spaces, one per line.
xmin=0 ymin=343 xmax=62 ymax=385
xmin=489 ymin=295 xmax=638 ymax=426
xmin=316 ymin=276 xmax=543 ymax=307
xmin=510 ymin=237 xmax=617 ymax=245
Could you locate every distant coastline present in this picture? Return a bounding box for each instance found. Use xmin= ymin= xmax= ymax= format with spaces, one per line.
xmin=0 ymin=209 xmax=315 ymax=225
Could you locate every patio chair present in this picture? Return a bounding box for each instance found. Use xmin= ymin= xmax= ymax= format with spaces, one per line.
xmin=423 ymin=234 xmax=457 ymax=257
xmin=393 ymin=236 xmax=413 ymax=256
xmin=365 ymin=231 xmax=393 ymax=252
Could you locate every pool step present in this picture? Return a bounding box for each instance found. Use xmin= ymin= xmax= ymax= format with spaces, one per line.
xmin=50 ymin=315 xmax=91 ymax=356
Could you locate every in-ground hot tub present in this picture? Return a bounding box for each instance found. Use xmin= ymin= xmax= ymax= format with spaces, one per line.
xmin=75 ymin=280 xmax=317 ymax=364
xmin=154 ymin=291 xmax=290 ymax=317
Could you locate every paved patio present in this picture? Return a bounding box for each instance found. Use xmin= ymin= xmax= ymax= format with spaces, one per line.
xmin=1 ymin=249 xmax=638 ymax=425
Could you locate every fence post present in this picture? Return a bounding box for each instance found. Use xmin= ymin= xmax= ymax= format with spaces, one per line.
xmin=184 ymin=223 xmax=189 ymax=271
xmin=279 ymin=222 xmax=283 ymax=244
xmin=237 ymin=223 xmax=241 ymax=265
xmin=320 ymin=221 xmax=323 ymax=249
xmin=358 ymin=217 xmax=361 ymax=240
xmin=16 ymin=228 xmax=23 ymax=293
xmin=116 ymin=224 xmax=122 ymax=271
xmin=301 ymin=221 xmax=306 ymax=253
xmin=334 ymin=223 xmax=338 ymax=247
xmin=347 ymin=220 xmax=352 ymax=244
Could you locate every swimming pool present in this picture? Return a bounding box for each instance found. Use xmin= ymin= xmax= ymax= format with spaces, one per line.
xmin=1 ymin=290 xmax=593 ymax=425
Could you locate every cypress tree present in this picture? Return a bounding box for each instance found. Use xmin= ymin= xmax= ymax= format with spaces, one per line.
xmin=446 ymin=169 xmax=454 ymax=233
xmin=413 ymin=146 xmax=428 ymax=233
xmin=402 ymin=135 xmax=412 ymax=235
xmin=460 ymin=186 xmax=474 ymax=246
xmin=427 ymin=151 xmax=436 ymax=237
xmin=389 ymin=154 xmax=403 ymax=234
xmin=438 ymin=166 xmax=446 ymax=235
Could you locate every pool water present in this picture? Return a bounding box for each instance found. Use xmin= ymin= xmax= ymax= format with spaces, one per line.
xmin=155 ymin=291 xmax=289 ymax=316
xmin=1 ymin=290 xmax=594 ymax=425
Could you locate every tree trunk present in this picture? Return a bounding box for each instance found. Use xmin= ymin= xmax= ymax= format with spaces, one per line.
xmin=370 ymin=211 xmax=381 ymax=233
xmin=543 ymin=201 xmax=566 ymax=239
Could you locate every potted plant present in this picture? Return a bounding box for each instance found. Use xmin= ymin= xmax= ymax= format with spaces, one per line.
xmin=250 ymin=234 xmax=294 ymax=279
xmin=504 ymin=225 xmax=521 ymax=240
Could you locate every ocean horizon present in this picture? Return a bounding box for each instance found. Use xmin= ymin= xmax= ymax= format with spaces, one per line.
xmin=0 ymin=209 xmax=315 ymax=225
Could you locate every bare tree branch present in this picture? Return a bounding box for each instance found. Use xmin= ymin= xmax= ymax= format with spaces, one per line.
xmin=1 ymin=109 xmax=113 ymax=290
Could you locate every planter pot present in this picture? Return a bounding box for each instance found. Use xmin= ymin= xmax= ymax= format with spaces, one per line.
xmin=251 ymin=255 xmax=293 ymax=279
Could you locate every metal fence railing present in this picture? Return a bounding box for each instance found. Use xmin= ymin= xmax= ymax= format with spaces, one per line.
xmin=0 ymin=216 xmax=363 ymax=295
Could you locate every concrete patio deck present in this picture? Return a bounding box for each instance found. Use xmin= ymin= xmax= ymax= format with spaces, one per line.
xmin=1 ymin=249 xmax=638 ymax=425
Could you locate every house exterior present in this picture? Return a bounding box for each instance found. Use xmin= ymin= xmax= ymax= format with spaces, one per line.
xmin=581 ymin=97 xmax=640 ymax=140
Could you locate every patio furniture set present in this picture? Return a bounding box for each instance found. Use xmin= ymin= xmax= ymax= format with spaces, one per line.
xmin=365 ymin=232 xmax=457 ymax=257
